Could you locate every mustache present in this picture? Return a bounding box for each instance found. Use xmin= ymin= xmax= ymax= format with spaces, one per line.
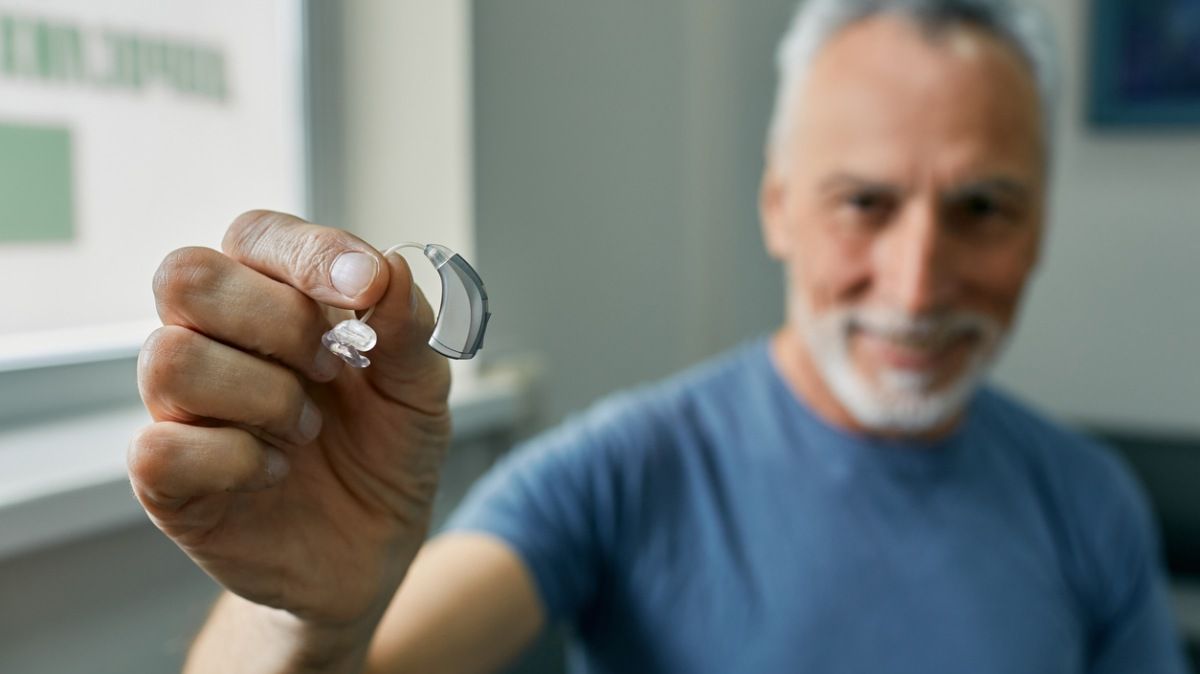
xmin=837 ymin=307 xmax=1002 ymax=346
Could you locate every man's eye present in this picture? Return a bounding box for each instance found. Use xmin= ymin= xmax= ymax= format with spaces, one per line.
xmin=946 ymin=193 xmax=1022 ymax=241
xmin=963 ymin=194 xmax=999 ymax=217
xmin=847 ymin=192 xmax=884 ymax=211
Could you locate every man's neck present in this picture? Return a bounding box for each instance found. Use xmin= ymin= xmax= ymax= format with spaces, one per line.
xmin=767 ymin=326 xmax=962 ymax=442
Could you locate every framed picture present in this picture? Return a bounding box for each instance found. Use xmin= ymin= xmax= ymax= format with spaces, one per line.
xmin=1088 ymin=0 xmax=1200 ymax=127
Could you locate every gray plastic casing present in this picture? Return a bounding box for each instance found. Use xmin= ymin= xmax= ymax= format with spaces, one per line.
xmin=423 ymin=244 xmax=490 ymax=359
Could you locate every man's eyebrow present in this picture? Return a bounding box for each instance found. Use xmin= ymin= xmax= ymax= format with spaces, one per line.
xmin=818 ymin=173 xmax=900 ymax=195
xmin=817 ymin=174 xmax=1033 ymax=201
xmin=944 ymin=177 xmax=1032 ymax=200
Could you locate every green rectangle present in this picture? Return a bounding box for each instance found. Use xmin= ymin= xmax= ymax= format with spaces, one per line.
xmin=0 ymin=122 xmax=74 ymax=242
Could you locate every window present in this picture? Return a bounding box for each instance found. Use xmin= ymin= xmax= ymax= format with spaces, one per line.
xmin=0 ymin=1 xmax=306 ymax=411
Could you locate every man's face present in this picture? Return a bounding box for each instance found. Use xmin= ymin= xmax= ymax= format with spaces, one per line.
xmin=761 ymin=16 xmax=1047 ymax=436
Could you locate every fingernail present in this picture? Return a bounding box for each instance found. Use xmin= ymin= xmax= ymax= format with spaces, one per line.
xmin=297 ymin=400 xmax=323 ymax=443
xmin=313 ymin=346 xmax=343 ymax=381
xmin=331 ymin=252 xmax=377 ymax=299
xmin=265 ymin=449 xmax=291 ymax=485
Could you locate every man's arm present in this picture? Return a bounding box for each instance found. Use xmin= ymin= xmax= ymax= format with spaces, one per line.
xmin=183 ymin=534 xmax=544 ymax=674
xmin=1083 ymin=450 xmax=1191 ymax=674
xmin=366 ymin=533 xmax=545 ymax=673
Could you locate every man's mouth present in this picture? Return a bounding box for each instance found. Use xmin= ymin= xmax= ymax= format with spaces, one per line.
xmin=850 ymin=326 xmax=977 ymax=371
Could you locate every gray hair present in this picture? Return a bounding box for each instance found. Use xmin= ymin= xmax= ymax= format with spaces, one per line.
xmin=766 ymin=0 xmax=1060 ymax=164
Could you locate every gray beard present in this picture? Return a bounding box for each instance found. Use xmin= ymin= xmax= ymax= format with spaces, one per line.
xmin=791 ymin=297 xmax=1008 ymax=435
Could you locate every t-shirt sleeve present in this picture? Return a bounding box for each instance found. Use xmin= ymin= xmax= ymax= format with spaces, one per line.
xmin=1085 ymin=453 xmax=1191 ymax=674
xmin=441 ymin=398 xmax=639 ymax=623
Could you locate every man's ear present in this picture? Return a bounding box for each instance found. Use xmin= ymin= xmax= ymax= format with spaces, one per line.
xmin=760 ymin=162 xmax=791 ymax=260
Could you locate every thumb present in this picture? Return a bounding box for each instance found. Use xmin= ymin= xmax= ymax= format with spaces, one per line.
xmin=222 ymin=210 xmax=392 ymax=311
xmin=362 ymin=252 xmax=450 ymax=409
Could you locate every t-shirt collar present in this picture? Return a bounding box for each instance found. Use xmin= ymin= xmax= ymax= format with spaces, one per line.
xmin=755 ymin=336 xmax=978 ymax=479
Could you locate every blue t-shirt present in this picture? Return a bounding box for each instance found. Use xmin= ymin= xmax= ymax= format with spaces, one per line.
xmin=446 ymin=338 xmax=1188 ymax=673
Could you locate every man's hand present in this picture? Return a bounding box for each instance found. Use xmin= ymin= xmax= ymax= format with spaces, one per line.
xmin=127 ymin=211 xmax=451 ymax=652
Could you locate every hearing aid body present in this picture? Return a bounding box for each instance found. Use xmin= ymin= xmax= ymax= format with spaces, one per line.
xmin=321 ymin=242 xmax=491 ymax=368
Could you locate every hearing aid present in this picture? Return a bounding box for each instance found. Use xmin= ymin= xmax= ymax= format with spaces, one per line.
xmin=321 ymin=243 xmax=491 ymax=368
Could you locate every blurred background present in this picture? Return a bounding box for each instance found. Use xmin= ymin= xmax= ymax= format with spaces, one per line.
xmin=0 ymin=1 xmax=1196 ymax=672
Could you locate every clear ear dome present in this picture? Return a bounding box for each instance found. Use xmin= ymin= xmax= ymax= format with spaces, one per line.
xmin=322 ymin=319 xmax=377 ymax=368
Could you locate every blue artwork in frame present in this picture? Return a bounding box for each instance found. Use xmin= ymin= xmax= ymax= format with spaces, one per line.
xmin=1088 ymin=0 xmax=1200 ymax=127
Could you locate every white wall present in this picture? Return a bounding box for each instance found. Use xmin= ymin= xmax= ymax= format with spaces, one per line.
xmin=472 ymin=0 xmax=791 ymax=425
xmin=992 ymin=0 xmax=1200 ymax=434
xmin=339 ymin=0 xmax=474 ymax=288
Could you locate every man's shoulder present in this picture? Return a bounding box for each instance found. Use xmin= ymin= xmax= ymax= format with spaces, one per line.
xmin=973 ymin=385 xmax=1150 ymax=526
xmin=526 ymin=338 xmax=769 ymax=467
xmin=973 ymin=387 xmax=1172 ymax=631
xmin=580 ymin=338 xmax=770 ymax=432
xmin=977 ymin=385 xmax=1112 ymax=454
xmin=976 ymin=386 xmax=1123 ymax=470
xmin=467 ymin=340 xmax=764 ymax=524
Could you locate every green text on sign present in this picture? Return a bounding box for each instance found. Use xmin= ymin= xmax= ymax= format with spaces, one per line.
xmin=0 ymin=122 xmax=74 ymax=242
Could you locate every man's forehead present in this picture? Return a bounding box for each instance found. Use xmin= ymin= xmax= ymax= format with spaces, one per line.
xmin=810 ymin=13 xmax=1034 ymax=87
xmin=786 ymin=13 xmax=1045 ymax=182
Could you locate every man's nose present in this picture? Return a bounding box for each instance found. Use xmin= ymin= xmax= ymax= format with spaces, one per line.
xmin=875 ymin=201 xmax=955 ymax=315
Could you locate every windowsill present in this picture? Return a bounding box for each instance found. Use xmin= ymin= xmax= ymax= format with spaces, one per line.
xmin=0 ymin=365 xmax=532 ymax=561
xmin=0 ymin=319 xmax=156 ymax=373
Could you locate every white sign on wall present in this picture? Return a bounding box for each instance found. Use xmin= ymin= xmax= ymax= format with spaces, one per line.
xmin=0 ymin=0 xmax=306 ymax=367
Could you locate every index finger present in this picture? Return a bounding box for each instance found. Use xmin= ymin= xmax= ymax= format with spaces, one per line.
xmin=221 ymin=209 xmax=390 ymax=310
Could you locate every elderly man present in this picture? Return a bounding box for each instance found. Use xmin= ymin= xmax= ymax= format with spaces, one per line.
xmin=128 ymin=0 xmax=1188 ymax=672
